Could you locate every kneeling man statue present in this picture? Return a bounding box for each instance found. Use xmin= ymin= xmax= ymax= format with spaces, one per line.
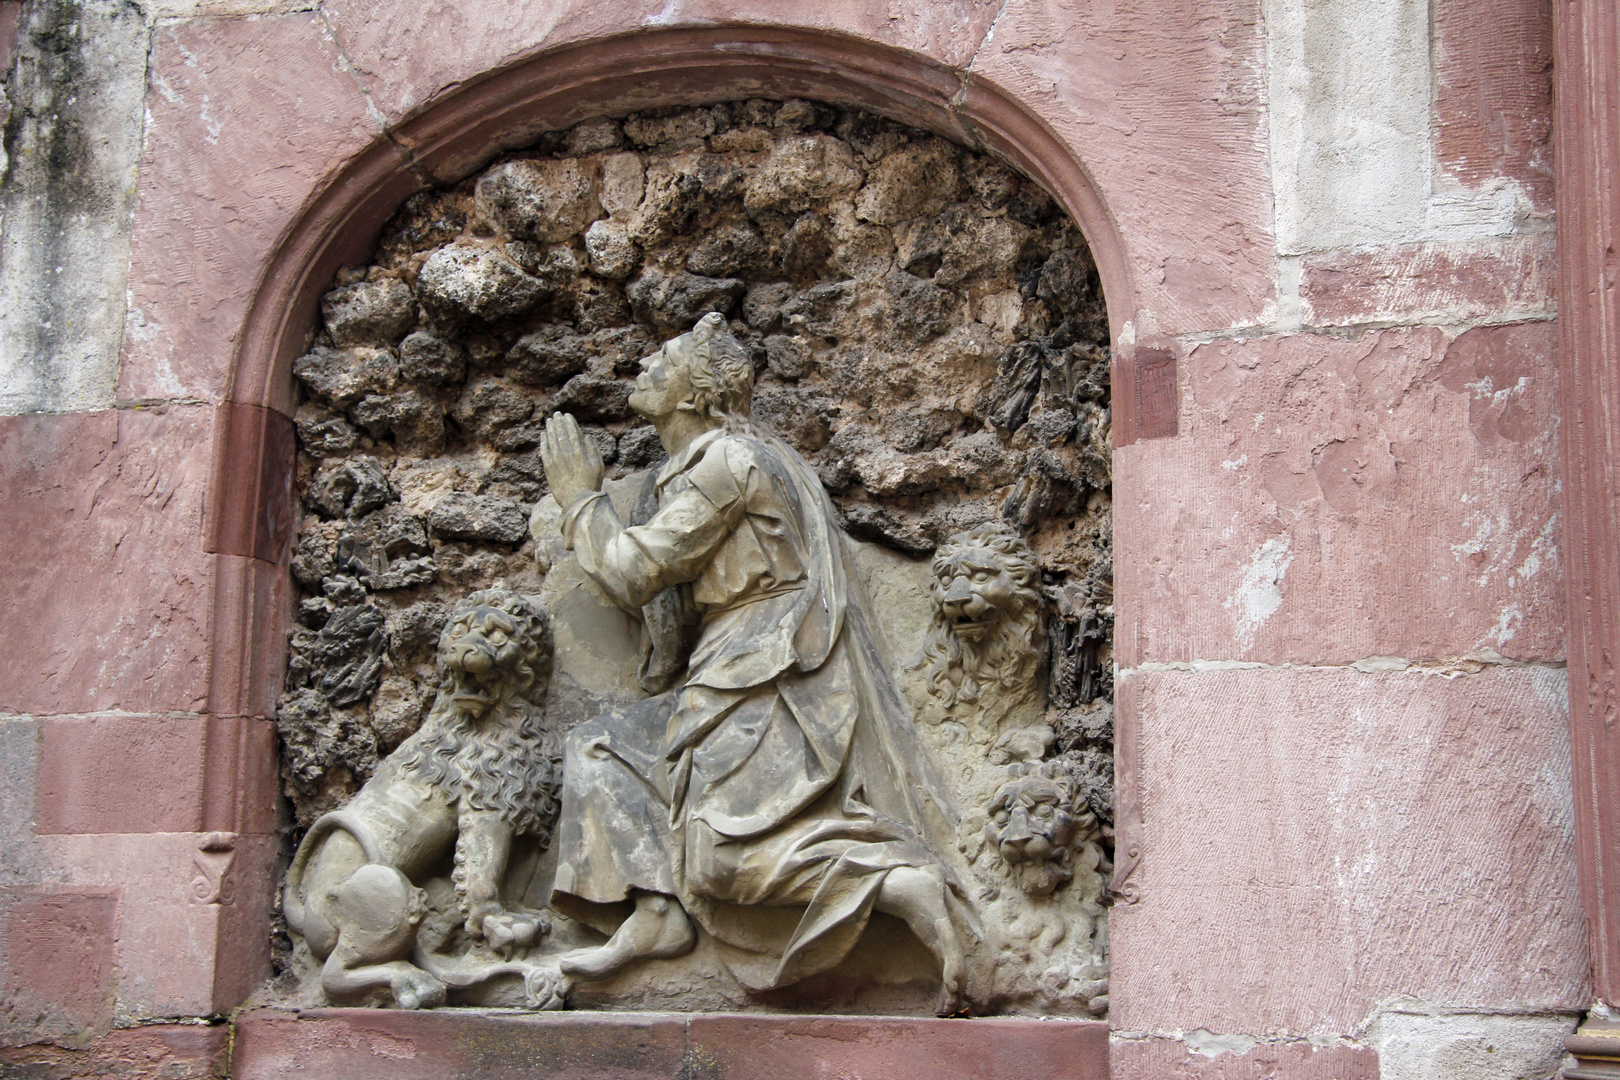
xmin=539 ymin=313 xmax=971 ymax=1012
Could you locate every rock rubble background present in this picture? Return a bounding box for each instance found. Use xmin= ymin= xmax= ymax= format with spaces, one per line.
xmin=279 ymin=100 xmax=1114 ymax=861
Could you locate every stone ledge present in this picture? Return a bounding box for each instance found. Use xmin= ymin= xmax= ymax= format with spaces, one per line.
xmin=233 ymin=1008 xmax=1110 ymax=1080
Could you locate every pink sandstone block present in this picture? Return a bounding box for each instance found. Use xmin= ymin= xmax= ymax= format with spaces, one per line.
xmin=0 ymin=408 xmax=214 ymax=715
xmin=231 ymin=1010 xmax=1108 ymax=1080
xmin=0 ymin=2 xmax=19 ymax=74
xmin=0 ymin=1024 xmax=228 ymax=1079
xmin=34 ymin=715 xmax=276 ymax=837
xmin=42 ymin=832 xmax=280 ymax=1018
xmin=317 ymin=0 xmax=1006 ymax=129
xmin=1110 ymin=1037 xmax=1376 ymax=1080
xmin=1110 ymin=665 xmax=1587 ymax=1035
xmin=689 ymin=1014 xmax=1109 ymax=1080
xmin=232 ymin=1009 xmax=690 ymax=1080
xmin=968 ymin=0 xmax=1276 ymax=337
xmin=0 ymin=888 xmax=118 ymax=1048
xmin=209 ymin=554 xmax=295 ymax=724
xmin=120 ymin=13 xmax=380 ymax=404
xmin=1301 ymin=236 xmax=1556 ymax=326
xmin=1432 ymin=0 xmax=1554 ymax=212
xmin=1114 ymin=323 xmax=1563 ymax=667
xmin=37 ymin=715 xmax=209 ymax=835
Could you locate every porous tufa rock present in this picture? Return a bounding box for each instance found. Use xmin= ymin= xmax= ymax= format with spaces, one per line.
xmin=295 ymin=403 xmax=359 ymax=458
xmin=294 ymin=345 xmax=398 ymax=410
xmin=398 ymin=331 xmax=467 ymax=386
xmin=626 ymin=268 xmax=745 ymax=332
xmin=426 ymin=491 xmax=530 ymax=545
xmin=743 ymin=134 xmax=864 ymax=213
xmin=474 ymin=158 xmax=602 ymax=242
xmin=321 ymin=277 xmax=417 ymax=346
xmin=584 ymin=219 xmax=640 ymax=280
xmin=855 ymin=138 xmax=963 ymax=225
xmin=416 ymin=244 xmax=548 ymax=325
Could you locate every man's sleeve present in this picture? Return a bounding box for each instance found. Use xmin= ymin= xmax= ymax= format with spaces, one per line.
xmin=564 ymin=441 xmax=747 ymax=611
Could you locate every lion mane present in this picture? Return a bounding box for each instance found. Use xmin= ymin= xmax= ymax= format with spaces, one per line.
xmin=918 ymin=523 xmax=1044 ymax=709
xmin=393 ymin=589 xmax=560 ymax=843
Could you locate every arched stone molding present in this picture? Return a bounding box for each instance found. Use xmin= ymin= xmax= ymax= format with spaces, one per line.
xmin=201 ymin=24 xmax=1139 ymax=730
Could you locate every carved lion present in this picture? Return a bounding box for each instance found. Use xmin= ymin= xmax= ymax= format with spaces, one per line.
xmin=985 ymin=760 xmax=1102 ymax=897
xmin=283 ymin=589 xmax=563 ymax=1009
xmin=918 ymin=522 xmax=1043 ymax=710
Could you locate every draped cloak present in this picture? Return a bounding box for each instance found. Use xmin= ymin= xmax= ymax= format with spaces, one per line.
xmin=548 ymin=427 xmax=963 ymax=989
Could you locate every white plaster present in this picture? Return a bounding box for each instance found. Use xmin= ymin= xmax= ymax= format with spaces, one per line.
xmin=1351 ymin=655 xmax=1410 ymax=673
xmin=1368 ymin=1011 xmax=1576 ymax=1080
xmin=1265 ymin=0 xmax=1538 ymax=256
xmin=1225 ymin=534 xmax=1293 ymax=648
xmin=1183 ymin=1029 xmax=1261 ymax=1058
xmin=1486 ymin=604 xmax=1522 ymax=646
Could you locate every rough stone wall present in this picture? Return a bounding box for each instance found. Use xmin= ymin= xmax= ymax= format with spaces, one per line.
xmin=278 ymin=102 xmax=1113 ymax=832
xmin=0 ymin=0 xmax=1583 ymax=1074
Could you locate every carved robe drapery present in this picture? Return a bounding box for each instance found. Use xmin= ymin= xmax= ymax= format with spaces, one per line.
xmin=549 ymin=426 xmax=962 ymax=989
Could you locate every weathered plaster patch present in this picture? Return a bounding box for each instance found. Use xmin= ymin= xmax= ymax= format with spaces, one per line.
xmin=1226 ymin=534 xmax=1293 ymax=648
xmin=1265 ymin=0 xmax=1540 ymax=256
xmin=1183 ymin=1028 xmax=1261 ymax=1058
xmin=1367 ymin=1010 xmax=1578 ymax=1080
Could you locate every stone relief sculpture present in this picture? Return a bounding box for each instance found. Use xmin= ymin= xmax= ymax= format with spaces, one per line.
xmin=272 ymin=102 xmax=1114 ymax=1018
xmin=916 ymin=523 xmax=1046 ymax=739
xmin=282 ymin=590 xmax=564 ymax=1009
xmin=537 ymin=313 xmax=971 ymax=1013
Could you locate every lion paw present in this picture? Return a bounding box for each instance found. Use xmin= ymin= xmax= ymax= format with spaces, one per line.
xmin=391 ymin=967 xmax=447 ymax=1010
xmin=481 ymin=911 xmax=550 ymax=958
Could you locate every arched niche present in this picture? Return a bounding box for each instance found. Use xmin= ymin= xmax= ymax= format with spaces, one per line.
xmin=201 ymin=23 xmax=1136 ymax=979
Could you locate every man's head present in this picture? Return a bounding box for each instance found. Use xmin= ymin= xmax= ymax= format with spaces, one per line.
xmin=629 ymin=312 xmax=754 ymax=426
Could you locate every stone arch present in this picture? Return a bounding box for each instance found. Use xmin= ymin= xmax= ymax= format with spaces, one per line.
xmin=201 ymin=20 xmax=1134 ymax=929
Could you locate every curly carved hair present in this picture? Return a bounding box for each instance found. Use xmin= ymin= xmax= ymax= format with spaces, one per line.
xmin=919 ymin=522 xmax=1044 ymax=709
xmin=393 ymin=589 xmax=560 ymax=841
xmin=681 ymin=311 xmax=755 ymax=425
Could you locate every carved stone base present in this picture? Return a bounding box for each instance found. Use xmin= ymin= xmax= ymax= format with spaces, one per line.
xmin=234 ymin=1008 xmax=1110 ymax=1080
xmin=1566 ymin=1017 xmax=1620 ymax=1079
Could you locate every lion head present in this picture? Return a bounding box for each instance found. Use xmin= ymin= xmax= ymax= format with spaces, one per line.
xmin=394 ymin=590 xmax=559 ymax=839
xmin=917 ymin=523 xmax=1043 ymax=708
xmin=985 ymin=761 xmax=1099 ymax=896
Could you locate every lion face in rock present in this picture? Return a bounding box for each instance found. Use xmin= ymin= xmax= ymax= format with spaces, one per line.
xmin=986 ymin=763 xmax=1096 ymax=896
xmin=436 ymin=590 xmax=551 ymax=721
xmin=934 ymin=545 xmax=1028 ymax=644
xmin=918 ymin=523 xmax=1043 ymax=708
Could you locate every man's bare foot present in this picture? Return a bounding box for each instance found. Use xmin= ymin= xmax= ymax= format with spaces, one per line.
xmin=933 ymin=916 xmax=967 ymax=1016
xmin=873 ymin=866 xmax=968 ymax=1016
xmin=559 ymin=893 xmax=695 ymax=981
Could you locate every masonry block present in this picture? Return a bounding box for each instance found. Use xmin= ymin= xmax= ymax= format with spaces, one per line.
xmin=232 ymin=1010 xmax=1109 ymax=1080
xmin=689 ymin=1014 xmax=1109 ymax=1080
xmin=41 ymin=833 xmax=279 ymax=1018
xmin=1115 ymin=323 xmax=1562 ymax=667
xmin=120 ymin=13 xmax=380 ymax=403
xmin=0 ymin=888 xmax=118 ymax=1048
xmin=1110 ymin=1036 xmax=1377 ymax=1080
xmin=1111 ymin=665 xmax=1587 ymax=1035
xmin=233 ymin=1010 xmax=691 ymax=1080
xmin=0 ymin=1023 xmax=228 ymax=1079
xmin=0 ymin=408 xmax=214 ymax=716
xmin=1300 ymin=235 xmax=1555 ymax=326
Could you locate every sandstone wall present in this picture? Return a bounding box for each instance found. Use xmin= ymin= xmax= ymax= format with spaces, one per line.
xmin=0 ymin=0 xmax=1579 ymax=1077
